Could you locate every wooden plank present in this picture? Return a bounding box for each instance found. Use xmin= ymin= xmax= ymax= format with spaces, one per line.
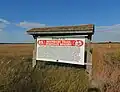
xmin=32 ymin=37 xmax=37 ymax=67
xmin=27 ymin=31 xmax=93 ymax=35
xmin=86 ymin=35 xmax=93 ymax=87
xmin=27 ymin=24 xmax=94 ymax=32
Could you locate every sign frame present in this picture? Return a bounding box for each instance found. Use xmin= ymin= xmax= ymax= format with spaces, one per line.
xmin=36 ymin=37 xmax=86 ymax=65
xmin=26 ymin=24 xmax=94 ymax=88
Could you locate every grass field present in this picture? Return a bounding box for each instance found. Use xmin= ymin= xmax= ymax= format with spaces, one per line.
xmin=92 ymin=43 xmax=120 ymax=92
xmin=0 ymin=43 xmax=120 ymax=92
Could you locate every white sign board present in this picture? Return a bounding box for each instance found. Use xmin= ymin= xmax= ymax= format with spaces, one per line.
xmin=36 ymin=37 xmax=85 ymax=65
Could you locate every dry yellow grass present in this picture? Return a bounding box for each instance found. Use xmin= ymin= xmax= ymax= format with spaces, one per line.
xmin=0 ymin=43 xmax=120 ymax=92
xmin=92 ymin=43 xmax=120 ymax=92
xmin=0 ymin=44 xmax=33 ymax=56
xmin=0 ymin=44 xmax=88 ymax=92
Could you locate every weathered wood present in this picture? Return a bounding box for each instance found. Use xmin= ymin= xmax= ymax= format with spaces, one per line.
xmin=26 ymin=24 xmax=95 ymax=90
xmin=86 ymin=35 xmax=93 ymax=87
xmin=32 ymin=37 xmax=37 ymax=67
xmin=27 ymin=24 xmax=94 ymax=32
xmin=26 ymin=24 xmax=94 ymax=36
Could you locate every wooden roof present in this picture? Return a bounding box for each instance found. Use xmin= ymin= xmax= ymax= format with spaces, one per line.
xmin=27 ymin=24 xmax=94 ymax=35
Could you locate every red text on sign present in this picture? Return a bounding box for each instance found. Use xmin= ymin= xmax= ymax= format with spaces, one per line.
xmin=37 ymin=40 xmax=84 ymax=47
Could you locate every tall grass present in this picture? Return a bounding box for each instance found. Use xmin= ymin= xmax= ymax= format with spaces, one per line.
xmin=0 ymin=56 xmax=88 ymax=92
xmin=101 ymin=51 xmax=120 ymax=92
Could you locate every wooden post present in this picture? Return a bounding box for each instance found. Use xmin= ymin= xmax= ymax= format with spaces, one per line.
xmin=86 ymin=35 xmax=93 ymax=87
xmin=32 ymin=35 xmax=37 ymax=68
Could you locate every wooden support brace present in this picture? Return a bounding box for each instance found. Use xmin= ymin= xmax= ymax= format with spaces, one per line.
xmin=32 ymin=37 xmax=37 ymax=68
xmin=86 ymin=35 xmax=93 ymax=87
xmin=32 ymin=49 xmax=36 ymax=67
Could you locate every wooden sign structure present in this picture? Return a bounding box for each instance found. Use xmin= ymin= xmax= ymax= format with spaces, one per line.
xmin=26 ymin=24 xmax=94 ymax=84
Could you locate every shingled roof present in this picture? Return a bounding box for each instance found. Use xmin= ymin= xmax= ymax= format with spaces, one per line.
xmin=27 ymin=24 xmax=94 ymax=35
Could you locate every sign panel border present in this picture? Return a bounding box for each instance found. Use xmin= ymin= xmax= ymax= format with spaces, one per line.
xmin=36 ymin=37 xmax=85 ymax=65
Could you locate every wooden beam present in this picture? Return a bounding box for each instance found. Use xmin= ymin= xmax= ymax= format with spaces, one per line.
xmin=32 ymin=37 xmax=37 ymax=67
xmin=85 ymin=35 xmax=93 ymax=88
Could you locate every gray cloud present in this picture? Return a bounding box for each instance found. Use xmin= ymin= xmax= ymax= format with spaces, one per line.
xmin=93 ymin=24 xmax=120 ymax=42
xmin=0 ymin=20 xmax=120 ymax=43
xmin=16 ymin=21 xmax=46 ymax=29
xmin=96 ymin=24 xmax=120 ymax=31
xmin=0 ymin=18 xmax=10 ymax=31
xmin=0 ymin=19 xmax=10 ymax=24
